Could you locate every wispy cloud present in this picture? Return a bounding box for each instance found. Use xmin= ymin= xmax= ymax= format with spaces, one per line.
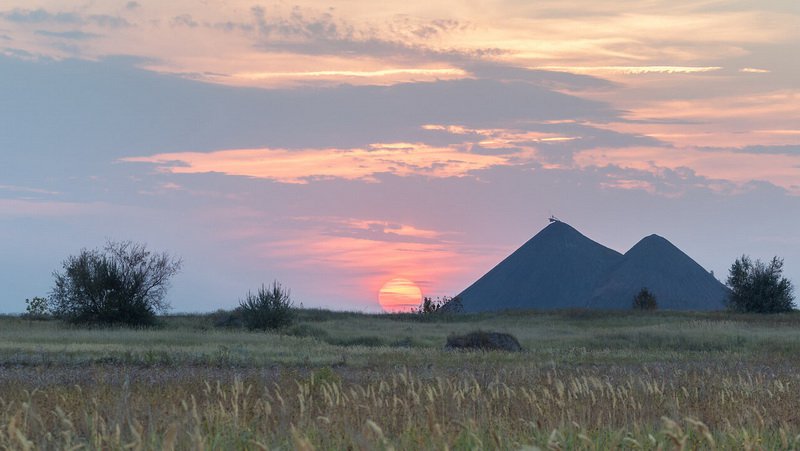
xmin=575 ymin=146 xmax=800 ymax=195
xmin=1 ymin=8 xmax=131 ymax=28
xmin=740 ymin=67 xmax=770 ymax=73
xmin=35 ymin=30 xmax=101 ymax=40
xmin=171 ymin=14 xmax=199 ymax=28
xmin=123 ymin=143 xmax=527 ymax=183
xmin=0 ymin=184 xmax=60 ymax=196
xmin=537 ymin=66 xmax=723 ymax=75
xmin=1 ymin=8 xmax=81 ymax=24
xmin=231 ymin=67 xmax=466 ymax=81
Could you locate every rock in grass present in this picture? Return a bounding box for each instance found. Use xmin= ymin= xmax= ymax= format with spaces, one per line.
xmin=445 ymin=331 xmax=522 ymax=352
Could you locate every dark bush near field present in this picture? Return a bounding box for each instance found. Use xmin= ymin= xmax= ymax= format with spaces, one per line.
xmin=49 ymin=240 xmax=182 ymax=326
xmin=239 ymin=281 xmax=295 ymax=330
xmin=445 ymin=330 xmax=522 ymax=352
xmin=24 ymin=297 xmax=51 ymax=321
xmin=632 ymin=288 xmax=658 ymax=311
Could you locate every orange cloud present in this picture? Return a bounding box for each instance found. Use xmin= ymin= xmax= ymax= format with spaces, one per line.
xmin=124 ymin=143 xmax=529 ymax=182
xmin=5 ymin=1 xmax=797 ymax=88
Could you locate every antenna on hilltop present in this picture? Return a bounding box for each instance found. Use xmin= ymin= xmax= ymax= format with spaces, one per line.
xmin=548 ymin=215 xmax=560 ymax=223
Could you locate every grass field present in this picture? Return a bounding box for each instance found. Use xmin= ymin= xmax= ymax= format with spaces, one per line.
xmin=2 ymin=309 xmax=800 ymax=449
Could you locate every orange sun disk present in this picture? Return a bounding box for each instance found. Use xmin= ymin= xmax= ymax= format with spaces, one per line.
xmin=378 ymin=278 xmax=422 ymax=313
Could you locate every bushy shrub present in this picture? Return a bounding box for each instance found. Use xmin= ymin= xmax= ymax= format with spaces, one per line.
xmin=239 ymin=281 xmax=295 ymax=330
xmin=49 ymin=240 xmax=182 ymax=326
xmin=24 ymin=297 xmax=50 ymax=320
xmin=726 ymin=255 xmax=795 ymax=313
xmin=632 ymin=288 xmax=658 ymax=311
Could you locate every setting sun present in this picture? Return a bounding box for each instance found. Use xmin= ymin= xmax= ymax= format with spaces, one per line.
xmin=378 ymin=278 xmax=422 ymax=313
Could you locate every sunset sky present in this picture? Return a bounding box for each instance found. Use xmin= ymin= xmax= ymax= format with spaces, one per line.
xmin=1 ymin=0 xmax=798 ymax=312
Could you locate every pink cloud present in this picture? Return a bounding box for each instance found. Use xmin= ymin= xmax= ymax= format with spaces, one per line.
xmin=124 ymin=143 xmax=531 ymax=182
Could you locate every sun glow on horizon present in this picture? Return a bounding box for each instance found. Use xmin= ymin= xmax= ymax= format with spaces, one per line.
xmin=378 ymin=278 xmax=422 ymax=313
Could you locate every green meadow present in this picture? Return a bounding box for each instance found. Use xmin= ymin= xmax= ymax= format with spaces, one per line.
xmin=2 ymin=310 xmax=800 ymax=449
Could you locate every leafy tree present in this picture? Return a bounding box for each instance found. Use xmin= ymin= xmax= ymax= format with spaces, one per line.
xmin=239 ymin=281 xmax=295 ymax=330
xmin=726 ymin=255 xmax=795 ymax=313
xmin=50 ymin=240 xmax=182 ymax=326
xmin=632 ymin=288 xmax=658 ymax=311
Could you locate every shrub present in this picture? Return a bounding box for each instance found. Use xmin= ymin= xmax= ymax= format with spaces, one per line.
xmin=49 ymin=240 xmax=182 ymax=326
xmin=445 ymin=330 xmax=522 ymax=352
xmin=417 ymin=296 xmax=440 ymax=314
xmin=632 ymin=288 xmax=658 ymax=311
xmin=239 ymin=281 xmax=295 ymax=330
xmin=417 ymin=296 xmax=463 ymax=314
xmin=726 ymin=255 xmax=795 ymax=313
xmin=24 ymin=297 xmax=50 ymax=320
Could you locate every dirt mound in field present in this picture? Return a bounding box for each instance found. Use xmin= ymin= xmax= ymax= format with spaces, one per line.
xmin=589 ymin=234 xmax=729 ymax=310
xmin=458 ymin=221 xmax=623 ymax=312
xmin=458 ymin=221 xmax=727 ymax=312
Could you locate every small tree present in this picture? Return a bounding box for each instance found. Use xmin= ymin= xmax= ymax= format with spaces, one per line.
xmin=24 ymin=297 xmax=50 ymax=320
xmin=418 ymin=296 xmax=440 ymax=314
xmin=632 ymin=288 xmax=658 ymax=311
xmin=239 ymin=281 xmax=295 ymax=330
xmin=50 ymin=240 xmax=182 ymax=326
xmin=726 ymin=255 xmax=794 ymax=313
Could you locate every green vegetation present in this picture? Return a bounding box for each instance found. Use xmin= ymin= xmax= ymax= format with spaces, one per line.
xmin=632 ymin=287 xmax=658 ymax=310
xmin=238 ymin=281 xmax=295 ymax=330
xmin=3 ymin=310 xmax=800 ymax=449
xmin=23 ymin=296 xmax=49 ymax=320
xmin=727 ymin=254 xmax=795 ymax=313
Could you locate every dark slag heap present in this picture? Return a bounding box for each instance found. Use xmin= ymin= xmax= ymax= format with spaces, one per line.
xmin=458 ymin=221 xmax=729 ymax=312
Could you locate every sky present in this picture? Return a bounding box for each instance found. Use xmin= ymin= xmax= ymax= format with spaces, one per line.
xmin=1 ymin=0 xmax=798 ymax=313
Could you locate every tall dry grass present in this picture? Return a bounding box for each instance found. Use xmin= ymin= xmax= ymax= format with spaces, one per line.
xmin=1 ymin=362 xmax=800 ymax=449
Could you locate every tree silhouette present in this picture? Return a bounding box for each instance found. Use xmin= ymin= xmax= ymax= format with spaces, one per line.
xmin=632 ymin=288 xmax=658 ymax=311
xmin=50 ymin=240 xmax=182 ymax=326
